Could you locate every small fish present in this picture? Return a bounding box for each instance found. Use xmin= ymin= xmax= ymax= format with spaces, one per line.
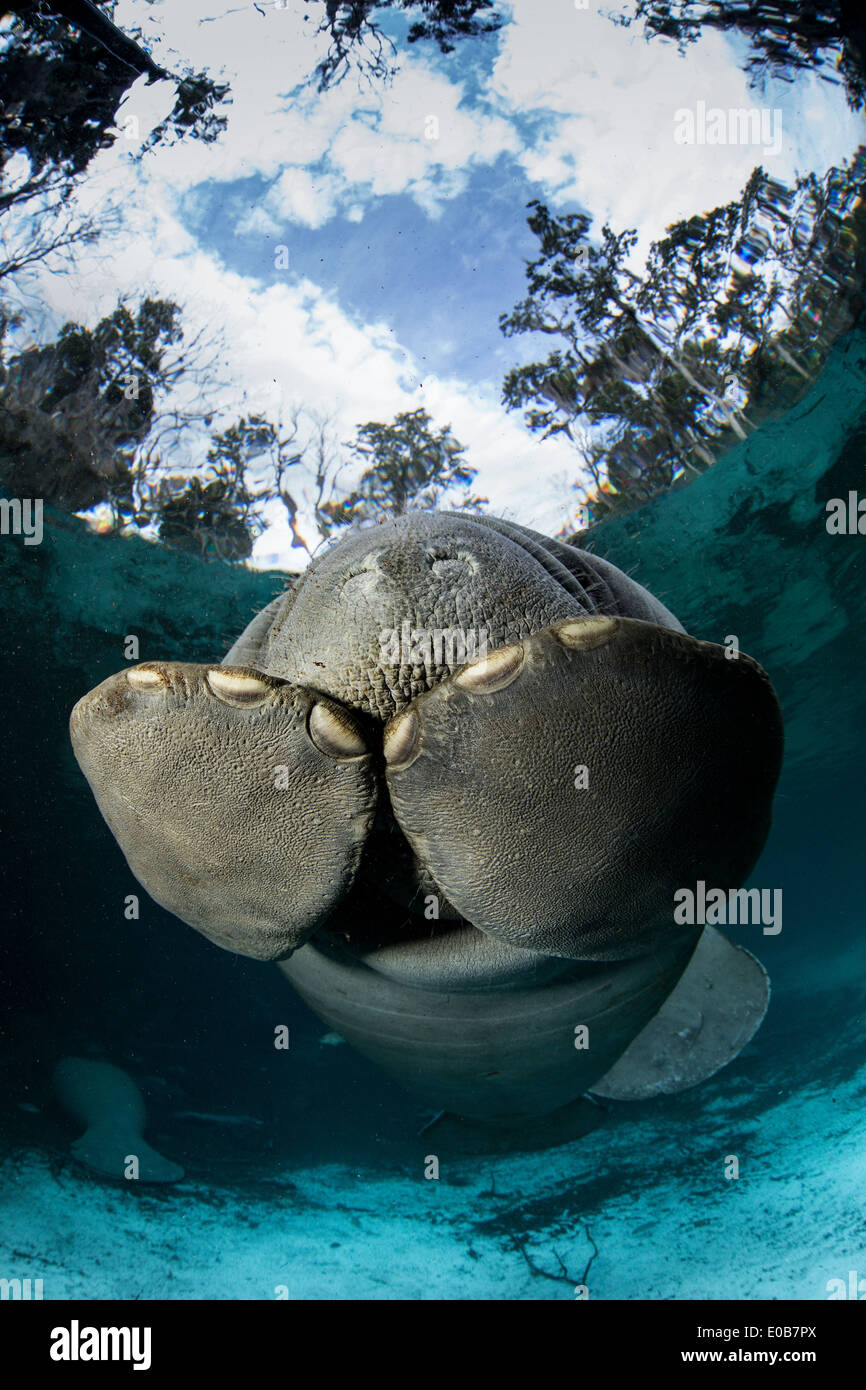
xmin=319 ymin=1032 xmax=346 ymax=1047
xmin=175 ymin=1111 xmax=264 ymax=1127
xmin=417 ymin=1109 xmax=445 ymax=1137
xmin=17 ymin=1102 xmax=40 ymax=1114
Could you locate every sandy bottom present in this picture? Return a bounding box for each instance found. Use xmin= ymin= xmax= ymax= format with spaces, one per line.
xmin=2 ymin=975 xmax=864 ymax=1301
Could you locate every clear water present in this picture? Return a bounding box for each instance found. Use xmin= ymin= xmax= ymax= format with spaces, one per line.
xmin=2 ymin=320 xmax=865 ymax=1298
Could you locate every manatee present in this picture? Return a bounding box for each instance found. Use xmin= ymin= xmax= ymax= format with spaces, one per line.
xmin=70 ymin=512 xmax=783 ymax=1123
xmin=53 ymin=1058 xmax=184 ymax=1182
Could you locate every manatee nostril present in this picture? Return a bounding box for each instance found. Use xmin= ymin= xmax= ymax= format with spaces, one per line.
xmin=340 ymin=551 xmax=387 ymax=599
xmin=424 ymin=546 xmax=479 ymax=578
xmin=127 ymin=665 xmax=167 ymax=691
xmin=341 ymin=571 xmax=382 ymax=600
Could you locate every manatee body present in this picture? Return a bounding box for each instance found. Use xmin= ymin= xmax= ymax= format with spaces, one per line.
xmin=70 ymin=512 xmax=783 ymax=1122
xmin=53 ymin=1058 xmax=184 ymax=1182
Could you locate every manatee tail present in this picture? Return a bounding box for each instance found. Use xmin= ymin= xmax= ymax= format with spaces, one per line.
xmin=588 ymin=928 xmax=769 ymax=1100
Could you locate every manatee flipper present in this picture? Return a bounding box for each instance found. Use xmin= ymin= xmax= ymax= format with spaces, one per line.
xmin=384 ymin=617 xmax=783 ymax=962
xmin=54 ymin=1058 xmax=184 ymax=1183
xmin=588 ymin=927 xmax=770 ymax=1099
xmin=70 ymin=663 xmax=377 ymax=960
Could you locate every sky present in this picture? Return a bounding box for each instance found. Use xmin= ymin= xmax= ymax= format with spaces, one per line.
xmin=4 ymin=0 xmax=864 ymax=566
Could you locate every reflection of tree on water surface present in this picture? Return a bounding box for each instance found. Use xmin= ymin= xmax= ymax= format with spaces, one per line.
xmin=502 ymin=154 xmax=866 ymax=530
xmin=0 ymin=1 xmax=865 ymax=554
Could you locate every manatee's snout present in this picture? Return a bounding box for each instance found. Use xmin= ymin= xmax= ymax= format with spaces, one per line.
xmin=335 ymin=534 xmax=484 ymax=622
xmin=268 ymin=514 xmax=592 ymax=719
xmin=340 ymin=536 xmax=481 ymax=589
xmin=71 ymin=664 xmax=271 ymax=747
xmin=70 ymin=674 xmax=141 ymax=778
xmin=71 ymin=663 xmax=204 ymax=752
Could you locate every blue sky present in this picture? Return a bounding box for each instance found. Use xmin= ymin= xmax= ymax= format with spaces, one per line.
xmin=4 ymin=0 xmax=863 ymax=565
xmin=186 ymin=152 xmax=540 ymax=391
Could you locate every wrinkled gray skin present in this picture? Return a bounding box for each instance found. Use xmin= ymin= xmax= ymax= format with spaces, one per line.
xmin=71 ymin=512 xmax=784 ymax=1122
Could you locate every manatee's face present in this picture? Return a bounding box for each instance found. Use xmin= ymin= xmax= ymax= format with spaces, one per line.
xmin=263 ymin=511 xmax=590 ymax=719
xmin=70 ymin=512 xmax=784 ymax=992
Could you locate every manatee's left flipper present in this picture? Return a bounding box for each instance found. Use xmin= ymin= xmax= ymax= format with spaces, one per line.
xmin=70 ymin=663 xmax=377 ymax=960
xmin=588 ymin=927 xmax=770 ymax=1099
xmin=384 ymin=617 xmax=783 ymax=961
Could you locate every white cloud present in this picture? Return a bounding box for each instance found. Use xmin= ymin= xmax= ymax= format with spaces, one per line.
xmin=105 ymin=0 xmax=859 ymax=254
xmin=109 ymin=0 xmax=519 ymax=228
xmin=108 ymin=73 xmax=178 ymax=149
xmin=268 ymin=167 xmax=339 ymax=228
xmin=11 ymin=138 xmax=578 ymax=557
xmin=233 ymin=203 xmax=282 ymax=239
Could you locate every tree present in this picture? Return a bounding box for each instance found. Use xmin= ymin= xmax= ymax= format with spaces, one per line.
xmin=15 ymin=0 xmax=167 ymax=77
xmin=0 ymin=2 xmax=231 ymax=349
xmin=271 ymin=411 xmax=351 ymax=552
xmin=153 ymin=475 xmax=257 ymax=563
xmin=0 ymin=197 xmax=109 ymax=283
xmin=152 ymin=408 xmax=487 ymax=560
xmin=0 ymin=297 xmax=209 ymax=513
xmin=0 ymin=3 xmax=230 ymax=218
xmin=152 ymin=413 xmax=310 ymax=562
xmin=0 ymin=302 xmax=488 ymax=558
xmin=615 ymin=1 xmax=866 ymax=109
xmin=322 ymin=408 xmax=485 ymax=526
xmin=309 ymin=0 xmax=503 ymax=89
xmin=501 ymin=154 xmax=866 ymax=527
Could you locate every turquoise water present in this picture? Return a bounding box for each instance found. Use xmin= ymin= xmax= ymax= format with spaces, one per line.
xmin=1 ymin=316 xmax=864 ymax=1300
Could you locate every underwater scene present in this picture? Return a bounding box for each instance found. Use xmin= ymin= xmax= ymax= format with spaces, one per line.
xmin=1 ymin=0 xmax=865 ymax=1321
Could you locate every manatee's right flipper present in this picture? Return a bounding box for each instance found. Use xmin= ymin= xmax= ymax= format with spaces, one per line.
xmin=70 ymin=663 xmax=377 ymax=960
xmin=384 ymin=616 xmax=783 ymax=962
xmin=588 ymin=927 xmax=770 ymax=1099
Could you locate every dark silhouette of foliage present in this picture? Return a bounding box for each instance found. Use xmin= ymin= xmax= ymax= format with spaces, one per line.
xmin=155 ymin=475 xmax=257 ymax=563
xmin=325 ymin=408 xmax=485 ymax=525
xmin=0 ymin=298 xmax=185 ymax=511
xmin=309 ymin=0 xmax=503 ymax=89
xmin=0 ymin=288 xmax=484 ymax=562
xmin=153 ymin=414 xmax=308 ymax=562
xmin=17 ymin=0 xmax=167 ymax=77
xmin=0 ymin=2 xmax=230 ymax=216
xmin=615 ymin=1 xmax=866 ymax=109
xmin=501 ymin=152 xmax=866 ymax=527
